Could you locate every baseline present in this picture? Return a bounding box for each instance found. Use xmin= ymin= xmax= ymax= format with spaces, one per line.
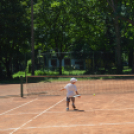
xmin=23 ymin=121 xmax=134 ymax=128
xmin=1 ymin=121 xmax=134 ymax=132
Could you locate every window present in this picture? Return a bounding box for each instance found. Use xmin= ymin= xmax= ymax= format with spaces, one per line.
xmin=75 ymin=61 xmax=83 ymax=65
xmin=64 ymin=59 xmax=70 ymax=66
xmin=51 ymin=59 xmax=57 ymax=66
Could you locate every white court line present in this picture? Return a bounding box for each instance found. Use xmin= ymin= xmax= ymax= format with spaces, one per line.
xmin=46 ymin=107 xmax=134 ymax=113
xmin=23 ymin=122 xmax=134 ymax=128
xmin=9 ymin=97 xmax=65 ymax=134
xmin=4 ymin=107 xmax=134 ymax=115
xmin=87 ymin=107 xmax=134 ymax=111
xmin=1 ymin=121 xmax=134 ymax=131
xmin=0 ymin=98 xmax=38 ymax=115
xmin=0 ymin=128 xmax=16 ymax=131
xmin=5 ymin=113 xmax=40 ymax=115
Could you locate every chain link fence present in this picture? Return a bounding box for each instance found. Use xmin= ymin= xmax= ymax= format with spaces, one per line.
xmin=0 ymin=51 xmax=131 ymax=79
xmin=36 ymin=51 xmax=130 ymax=75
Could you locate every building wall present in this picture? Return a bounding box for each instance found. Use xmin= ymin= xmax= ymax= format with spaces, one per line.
xmin=48 ymin=58 xmax=85 ymax=69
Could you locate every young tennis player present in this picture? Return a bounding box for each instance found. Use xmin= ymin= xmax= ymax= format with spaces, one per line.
xmin=60 ymin=78 xmax=80 ymax=111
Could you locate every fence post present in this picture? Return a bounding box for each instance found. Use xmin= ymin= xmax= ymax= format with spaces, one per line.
xmin=20 ymin=76 xmax=23 ymax=97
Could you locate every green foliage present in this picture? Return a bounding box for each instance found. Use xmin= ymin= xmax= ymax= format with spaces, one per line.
xmin=0 ymin=0 xmax=30 ymax=78
xmin=12 ymin=71 xmax=31 ymax=78
xmin=35 ymin=70 xmax=46 ymax=75
xmin=51 ymin=1 xmax=60 ymax=7
xmin=1 ymin=0 xmax=134 ymax=78
xmin=26 ymin=60 xmax=32 ymax=73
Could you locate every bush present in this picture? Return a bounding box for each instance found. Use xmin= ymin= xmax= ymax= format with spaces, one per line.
xmin=26 ymin=60 xmax=32 ymax=73
xmin=35 ymin=70 xmax=46 ymax=75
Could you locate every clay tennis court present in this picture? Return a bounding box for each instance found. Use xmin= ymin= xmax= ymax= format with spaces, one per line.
xmin=1 ymin=77 xmax=134 ymax=134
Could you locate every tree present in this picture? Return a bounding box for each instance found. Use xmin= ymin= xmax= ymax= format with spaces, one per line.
xmin=107 ymin=0 xmax=134 ymax=73
xmin=0 ymin=0 xmax=30 ymax=78
xmin=34 ymin=0 xmax=80 ymax=74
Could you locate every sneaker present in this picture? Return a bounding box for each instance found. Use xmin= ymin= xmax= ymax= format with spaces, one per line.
xmin=72 ymin=104 xmax=76 ymax=109
xmin=66 ymin=108 xmax=69 ymax=111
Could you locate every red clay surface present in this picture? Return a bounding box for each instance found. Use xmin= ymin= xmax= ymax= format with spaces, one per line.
xmin=0 ymin=93 xmax=134 ymax=134
xmin=0 ymin=84 xmax=27 ymax=97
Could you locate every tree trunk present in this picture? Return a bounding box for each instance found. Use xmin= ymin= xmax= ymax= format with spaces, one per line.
xmin=114 ymin=17 xmax=122 ymax=74
xmin=59 ymin=57 xmax=62 ymax=75
xmin=5 ymin=61 xmax=12 ymax=78
xmin=132 ymin=51 xmax=134 ymax=73
xmin=128 ymin=50 xmax=133 ymax=67
xmin=31 ymin=0 xmax=35 ymax=75
xmin=55 ymin=51 xmax=63 ymax=75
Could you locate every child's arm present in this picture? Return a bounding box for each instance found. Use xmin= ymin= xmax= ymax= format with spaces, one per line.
xmin=60 ymin=88 xmax=65 ymax=91
xmin=76 ymin=91 xmax=81 ymax=97
xmin=76 ymin=91 xmax=79 ymax=95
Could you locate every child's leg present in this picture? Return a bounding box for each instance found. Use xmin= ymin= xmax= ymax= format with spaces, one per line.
xmin=66 ymin=101 xmax=69 ymax=107
xmin=70 ymin=97 xmax=76 ymax=109
xmin=66 ymin=97 xmax=70 ymax=110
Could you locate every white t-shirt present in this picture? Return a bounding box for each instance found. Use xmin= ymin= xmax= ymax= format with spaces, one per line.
xmin=64 ymin=83 xmax=77 ymax=97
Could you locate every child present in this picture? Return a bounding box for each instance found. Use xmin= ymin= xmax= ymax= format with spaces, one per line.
xmin=60 ymin=78 xmax=80 ymax=111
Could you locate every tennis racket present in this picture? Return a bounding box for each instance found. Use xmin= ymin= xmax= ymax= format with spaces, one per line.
xmin=73 ymin=95 xmax=81 ymax=97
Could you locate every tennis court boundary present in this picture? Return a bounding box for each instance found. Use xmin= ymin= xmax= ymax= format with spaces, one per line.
xmin=0 ymin=98 xmax=38 ymax=115
xmin=3 ymin=107 xmax=134 ymax=116
xmin=1 ymin=121 xmax=134 ymax=132
xmin=23 ymin=121 xmax=134 ymax=128
xmin=9 ymin=97 xmax=65 ymax=134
